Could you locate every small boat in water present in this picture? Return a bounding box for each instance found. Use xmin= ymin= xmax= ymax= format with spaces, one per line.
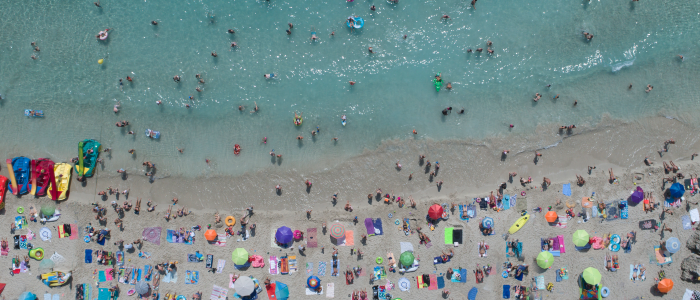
xmin=347 ymin=16 xmax=364 ymax=29
xmin=145 ymin=129 xmax=160 ymax=139
xmin=7 ymin=157 xmax=30 ymax=195
xmin=49 ymin=163 xmax=72 ymax=201
xmin=77 ymin=139 xmax=101 ymax=178
xmin=29 ymin=158 xmax=54 ymax=196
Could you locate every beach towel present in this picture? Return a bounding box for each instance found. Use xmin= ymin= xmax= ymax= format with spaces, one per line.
xmin=555 ymin=215 xmax=568 ymax=228
xmin=69 ymin=224 xmax=78 ymax=240
xmin=468 ymin=287 xmax=478 ymax=300
xmin=691 ymin=209 xmax=700 ymax=224
xmin=305 ymin=287 xmax=323 ymax=295
xmin=163 ymin=269 xmax=177 ymax=283
xmin=373 ymin=218 xmax=383 ymax=235
xmin=85 ymin=249 xmax=93 ymax=263
xmin=558 ymin=235 xmax=566 ymax=253
xmin=306 ymin=262 xmax=313 ymax=275
xmin=450 ymin=268 xmax=460 ymax=282
xmin=460 ymin=268 xmax=468 ymax=283
xmin=266 ymin=283 xmax=277 ymax=300
xmin=506 ymin=242 xmax=522 ymax=258
xmin=459 ymin=205 xmax=469 ymax=221
xmin=639 ymin=219 xmax=657 ymax=230
xmin=307 ymin=228 xmax=318 ymax=247
xmin=629 ymin=264 xmax=635 ymax=280
xmin=228 ymin=274 xmax=235 ymax=289
xmin=683 ymin=215 xmax=692 ymax=230
xmin=318 ymin=261 xmax=327 ymax=276
xmin=416 ymin=275 xmax=424 ymax=289
xmin=514 ymin=266 xmax=525 ymax=281
xmin=556 ymin=269 xmax=562 ymax=282
xmin=468 ymin=204 xmax=477 ymax=218
xmin=326 ymin=283 xmax=334 ymax=298
xmin=83 ymin=284 xmax=91 ymax=300
xmin=427 ymin=274 xmax=438 ymax=290
xmin=187 ymin=254 xmax=199 ymax=262
xmin=185 ymin=270 xmax=199 ymax=284
xmin=503 ymin=285 xmax=511 ymax=299
xmin=142 ymin=227 xmax=162 ymax=245
xmin=562 ymin=184 xmax=572 ymax=196
xmin=206 ymin=254 xmax=214 ymax=269
xmin=215 ymin=234 xmax=226 ymax=247
xmin=378 ymin=286 xmax=386 ymax=299
xmin=98 ymin=270 xmax=107 ymax=282
xmin=654 ymin=245 xmax=673 ymax=265
xmin=582 ymin=197 xmax=593 ymax=208
xmin=116 ymin=251 xmax=124 ymax=266
xmin=105 ymin=268 xmax=114 ymax=281
xmin=437 ymin=276 xmax=445 ymax=289
xmin=343 ymin=231 xmax=354 ymax=246
xmin=365 ymin=218 xmax=375 ymax=236
xmin=217 ymin=259 xmax=226 ymax=273
xmin=433 ymin=256 xmax=450 ymax=264
xmin=166 ymin=230 xmax=193 ymax=244
xmin=289 ymin=256 xmax=298 ymax=273
xmin=621 ymin=200 xmax=629 ymax=219
xmin=606 ymin=201 xmax=620 ymax=221
xmin=400 ymin=242 xmax=414 ymax=253
xmin=536 ymin=275 xmax=545 ymax=290
xmin=144 ymin=265 xmax=151 ymax=281
xmin=210 ymin=285 xmax=228 ymax=300
xmin=503 ymin=195 xmax=511 ymax=210
xmin=269 ymin=256 xmax=278 ymax=275
xmin=98 ymin=288 xmax=110 ymax=300
xmin=510 ymin=195 xmax=517 ymax=209
xmin=453 ymin=229 xmax=463 ymax=245
xmin=444 ymin=227 xmax=454 ymax=244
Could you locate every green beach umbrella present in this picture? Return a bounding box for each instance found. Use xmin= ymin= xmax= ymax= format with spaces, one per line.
xmin=399 ymin=251 xmax=414 ymax=267
xmin=582 ymin=267 xmax=601 ymax=285
xmin=231 ymin=248 xmax=249 ymax=265
xmin=536 ymin=251 xmax=554 ymax=269
xmin=40 ymin=204 xmax=56 ymax=217
xmin=572 ymin=230 xmax=590 ymax=247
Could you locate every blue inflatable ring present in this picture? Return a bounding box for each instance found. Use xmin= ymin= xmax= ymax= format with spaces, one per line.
xmin=388 ymin=213 xmax=393 ymax=218
xmin=395 ymin=219 xmax=400 ymax=225
xmin=601 ymin=286 xmax=609 ymax=298
xmin=610 ymin=243 xmax=620 ymax=252
xmin=502 ymin=271 xmax=508 ymax=278
xmin=84 ymin=236 xmax=91 ymax=243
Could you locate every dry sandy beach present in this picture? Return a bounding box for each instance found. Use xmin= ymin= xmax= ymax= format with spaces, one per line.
xmin=1 ymin=116 xmax=700 ymax=299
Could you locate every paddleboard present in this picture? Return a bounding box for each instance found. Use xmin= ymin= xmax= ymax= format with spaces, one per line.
xmin=508 ymin=215 xmax=530 ymax=234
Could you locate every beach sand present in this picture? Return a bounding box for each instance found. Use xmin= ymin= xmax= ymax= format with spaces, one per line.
xmin=1 ymin=116 xmax=699 ymax=299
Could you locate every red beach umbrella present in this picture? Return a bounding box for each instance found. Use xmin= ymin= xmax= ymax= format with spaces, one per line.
xmin=428 ymin=204 xmax=444 ymax=220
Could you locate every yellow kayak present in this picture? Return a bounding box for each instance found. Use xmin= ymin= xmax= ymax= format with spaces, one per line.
xmin=48 ymin=163 xmax=72 ymax=201
xmin=508 ymin=215 xmax=530 ymax=234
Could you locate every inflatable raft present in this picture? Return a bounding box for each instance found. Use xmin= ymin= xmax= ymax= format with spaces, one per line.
xmin=25 ymin=110 xmax=44 ymax=117
xmin=77 ymin=139 xmax=101 ymax=178
xmin=347 ymin=16 xmax=364 ymax=29
xmin=7 ymin=157 xmax=30 ymax=195
xmin=28 ymin=158 xmax=54 ymax=196
xmin=41 ymin=271 xmax=71 ymax=287
xmin=145 ymin=129 xmax=161 ymax=139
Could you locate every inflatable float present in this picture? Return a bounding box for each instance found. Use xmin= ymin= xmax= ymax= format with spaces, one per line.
xmin=294 ymin=116 xmax=303 ymax=126
xmin=0 ymin=175 xmax=7 ymax=210
xmin=145 ymin=129 xmax=160 ymax=139
xmin=433 ymin=72 xmax=442 ymax=91
xmin=49 ymin=163 xmax=72 ymax=201
xmin=77 ymin=139 xmax=101 ymax=178
xmin=347 ymin=16 xmax=364 ymax=29
xmin=8 ymin=157 xmax=31 ymax=195
xmin=508 ymin=214 xmax=530 ymax=234
xmin=41 ymin=271 xmax=71 ymax=287
xmin=29 ymin=247 xmax=44 ymax=260
xmin=234 ymin=144 xmax=241 ymax=155
xmin=341 ymin=115 xmax=347 ymax=126
xmin=28 ymin=158 xmax=54 ymax=196
xmin=96 ymin=29 xmax=109 ymax=41
xmin=25 ymin=110 xmax=44 ymax=117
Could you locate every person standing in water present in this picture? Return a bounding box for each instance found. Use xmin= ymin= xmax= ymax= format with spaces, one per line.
xmin=310 ymin=27 xmax=318 ymax=41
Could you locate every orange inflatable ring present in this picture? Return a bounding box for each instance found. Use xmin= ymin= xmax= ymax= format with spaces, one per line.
xmin=225 ymin=216 xmax=236 ymax=226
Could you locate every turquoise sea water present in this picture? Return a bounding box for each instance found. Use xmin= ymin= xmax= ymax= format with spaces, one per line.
xmin=0 ymin=0 xmax=699 ymax=178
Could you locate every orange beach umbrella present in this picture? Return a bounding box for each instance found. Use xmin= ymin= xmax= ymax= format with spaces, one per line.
xmin=657 ymin=278 xmax=673 ymax=293
xmin=545 ymin=211 xmax=558 ymax=223
xmin=204 ymin=229 xmax=218 ymax=241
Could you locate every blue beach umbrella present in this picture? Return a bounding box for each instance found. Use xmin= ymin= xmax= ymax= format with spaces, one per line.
xmin=482 ymin=217 xmax=494 ymax=229
xmin=669 ymin=183 xmax=685 ymax=198
xmin=275 ymin=281 xmax=289 ymax=300
xmin=666 ymin=237 xmax=680 ymax=254
xmin=307 ymin=276 xmax=321 ymax=289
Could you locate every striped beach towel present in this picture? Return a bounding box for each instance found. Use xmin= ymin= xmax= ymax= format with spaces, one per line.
xmin=318 ymin=261 xmax=327 ymax=276
xmin=555 ymin=215 xmax=568 ymax=228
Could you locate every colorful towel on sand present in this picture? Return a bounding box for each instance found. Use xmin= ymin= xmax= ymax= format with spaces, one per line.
xmin=562 ymin=184 xmax=572 ymax=196
xmin=70 ymin=224 xmax=78 ymax=240
xmin=307 ymin=228 xmax=318 ymax=247
xmin=166 ymin=229 xmax=193 ymax=244
xmin=210 ymin=285 xmax=228 ymax=300
xmin=98 ymin=288 xmax=110 ymax=300
xmin=266 ymin=283 xmax=277 ymax=300
xmin=306 ymin=262 xmax=313 ymax=275
xmin=340 ymin=231 xmax=354 ymax=246
xmin=269 ymin=256 xmax=278 ymax=275
xmin=289 ymin=256 xmax=298 ymax=273
xmin=555 ymin=215 xmax=568 ymax=228
xmin=185 ymin=270 xmax=199 ymax=284
xmin=503 ymin=195 xmax=511 ymax=210
xmin=326 ymin=283 xmax=334 ymax=298
xmin=217 ymin=259 xmax=226 ymax=273
xmin=105 ymin=268 xmax=114 ymax=281
xmin=510 ymin=195 xmax=517 ymax=209
xmin=373 ymin=218 xmax=384 ymax=235
xmin=142 ymin=227 xmax=162 ymax=245
xmin=215 ymin=234 xmax=226 ymax=247
xmin=228 ymin=274 xmax=235 ymax=289
xmin=318 ymin=261 xmax=327 ymax=276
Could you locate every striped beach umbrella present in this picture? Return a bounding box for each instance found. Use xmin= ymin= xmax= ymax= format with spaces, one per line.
xmin=482 ymin=217 xmax=494 ymax=229
xmin=329 ymin=223 xmax=345 ymax=239
xmin=307 ymin=276 xmax=321 ymax=289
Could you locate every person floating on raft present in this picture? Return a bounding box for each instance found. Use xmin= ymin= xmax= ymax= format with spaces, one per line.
xmin=433 ymin=72 xmax=443 ymax=91
xmin=233 ymin=144 xmax=241 ymax=155
xmin=96 ymin=28 xmax=110 ymax=41
xmin=294 ymin=112 xmax=303 ymax=126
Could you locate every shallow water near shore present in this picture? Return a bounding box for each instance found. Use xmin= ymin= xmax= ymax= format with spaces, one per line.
xmin=0 ymin=0 xmax=699 ymax=179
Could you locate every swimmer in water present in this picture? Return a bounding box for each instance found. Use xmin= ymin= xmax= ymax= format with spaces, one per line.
xmin=94 ymin=1 xmax=101 ymax=7
xmin=458 ymin=108 xmax=465 ymax=114
xmin=371 ymin=5 xmax=376 ymax=11
xmin=173 ymin=75 xmax=180 ymax=82
xmin=286 ymin=29 xmax=291 ymax=35
xmin=211 ymin=51 xmax=217 ymax=57
xmin=228 ymin=29 xmax=235 ymax=34
xmin=310 ymin=27 xmax=318 ymax=41
xmin=151 ymin=20 xmax=158 ymax=25
xmin=230 ymin=42 xmax=237 ymax=48
xmin=288 ymin=23 xmax=293 ymax=29
xmin=368 ymin=47 xmax=374 ymax=53
xmin=263 ymin=137 xmax=267 ymax=144
xmin=678 ymin=54 xmax=684 ymax=61
xmin=264 ymin=73 xmax=275 ymax=79
xmin=349 ymin=81 xmax=356 ymax=85
xmin=114 ymin=102 xmax=120 ymax=113
xmin=156 ymin=100 xmax=162 ymax=105
xmin=446 ymin=82 xmax=452 ymax=90
xmin=126 ymin=76 xmax=133 ymax=82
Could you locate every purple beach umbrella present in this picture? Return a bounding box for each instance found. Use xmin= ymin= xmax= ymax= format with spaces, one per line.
xmin=275 ymin=226 xmax=294 ymax=244
xmin=629 ymin=186 xmax=644 ymax=204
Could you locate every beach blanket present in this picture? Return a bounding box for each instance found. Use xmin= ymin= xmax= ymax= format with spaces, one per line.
xmin=210 ymin=285 xmax=228 ymax=300
xmin=503 ymin=285 xmax=510 ymax=299
xmin=289 ymin=256 xmax=298 ymax=273
xmin=510 ymin=195 xmax=517 ymax=209
xmin=503 ymin=195 xmax=511 ymax=210
xmin=365 ymin=218 xmax=374 ymax=236
xmin=98 ymin=270 xmax=107 ymax=282
xmin=306 ymin=262 xmax=313 ymax=275
xmin=217 ymin=259 xmax=226 ymax=273
xmin=562 ymin=184 xmax=572 ymax=196
xmin=228 ymin=274 xmax=236 ymax=289
xmin=318 ymin=261 xmax=327 ymax=276
xmin=444 ymin=227 xmax=453 ymax=244
xmin=144 ymin=265 xmax=151 ymax=281
xmin=340 ymin=231 xmax=354 ymax=246
xmin=683 ymin=215 xmax=692 ymax=230
xmin=373 ymin=218 xmax=383 ymax=235
xmin=400 ymin=242 xmax=414 ymax=253
xmin=621 ymin=200 xmax=629 ymax=219
xmin=98 ymin=288 xmax=110 ymax=300
xmin=654 ymin=245 xmax=673 ymax=265
xmin=558 ymin=235 xmax=566 ymax=253
xmin=85 ymin=249 xmax=93 ymax=263
xmin=307 ymin=228 xmax=318 ymax=247
xmin=305 ymin=287 xmax=323 ymax=295
xmin=326 ymin=283 xmax=334 ymax=298
xmin=639 ymin=219 xmax=657 ymax=230
xmin=479 ymin=200 xmax=488 ymax=211
xmin=142 ymin=227 xmax=162 ymax=245
xmin=506 ymin=242 xmax=522 ymax=258
xmin=555 ymin=215 xmax=568 ymax=228
xmin=691 ymin=209 xmax=700 ymax=224
xmin=185 ymin=270 xmax=199 ymax=284
xmin=269 ymin=256 xmax=278 ymax=275
xmin=458 ymin=205 xmax=469 ymax=221
xmin=437 ymin=276 xmax=445 ymax=289
xmin=606 ymin=201 xmax=620 ymax=221
xmin=453 ymin=229 xmax=463 ymax=245
xmin=105 ymin=268 xmax=114 ymax=281
xmin=373 ymin=266 xmax=385 ymax=280
xmin=536 ymin=275 xmax=545 ymax=290
xmin=266 ymin=283 xmax=277 ymax=300
xmin=581 ymin=197 xmax=593 ymax=208
xmin=215 ymin=234 xmax=226 ymax=247
xmin=166 ymin=230 xmax=193 ymax=244
xmin=416 ymin=275 xmax=425 ymax=289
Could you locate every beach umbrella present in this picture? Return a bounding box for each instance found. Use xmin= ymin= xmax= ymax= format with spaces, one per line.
xmin=204 ymin=230 xmax=217 ymax=242
xmin=293 ymin=230 xmax=303 ymax=240
xmin=573 ymin=230 xmax=590 ymax=247
xmin=658 ymin=278 xmax=673 ymax=293
xmin=18 ymin=292 xmax=36 ymax=300
xmin=231 ymin=248 xmax=249 ymax=265
xmin=329 ymin=223 xmax=345 ymax=239
xmin=666 ymin=237 xmax=681 ymax=254
xmin=629 ymin=186 xmax=644 ymax=204
xmin=482 ymin=217 xmax=494 ymax=229
xmin=234 ymin=276 xmax=255 ymax=296
xmin=307 ymin=276 xmax=321 ymax=289
xmin=428 ymin=204 xmax=444 ymax=220
xmin=582 ymin=267 xmax=601 ymax=285
xmin=536 ymin=251 xmax=554 ymax=269
xmin=399 ymin=251 xmax=415 ymax=267
xmin=275 ymin=281 xmax=289 ymax=300
xmin=40 ymin=204 xmax=55 ymax=217
xmin=275 ymin=226 xmax=293 ymax=244
xmin=135 ymin=281 xmax=150 ymax=295
xmin=545 ymin=211 xmax=558 ymax=223
xmin=398 ymin=278 xmax=411 ymax=292
xmin=669 ymin=182 xmax=685 ymax=198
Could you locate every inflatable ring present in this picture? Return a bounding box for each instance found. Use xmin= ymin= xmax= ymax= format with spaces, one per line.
xmin=17 ymin=207 xmax=24 ymax=214
xmin=610 ymin=243 xmax=620 ymax=252
xmin=225 ymin=216 xmax=236 ymax=226
xmin=502 ymin=271 xmax=508 ymax=278
xmin=376 ymin=257 xmax=383 ymax=264
xmin=29 ymin=248 xmax=44 ymax=260
xmin=610 ymin=234 xmax=621 ymax=245
xmin=395 ymin=219 xmax=400 ymax=225
xmin=601 ymin=286 xmax=609 ymax=298
xmin=521 ymin=191 xmax=526 ymax=196
xmin=388 ymin=213 xmax=393 ymax=218
xmin=84 ymin=236 xmax=91 ymax=243
xmin=127 ymin=289 xmax=135 ymax=296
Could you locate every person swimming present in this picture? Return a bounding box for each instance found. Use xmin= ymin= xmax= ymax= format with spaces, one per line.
xmin=310 ymin=27 xmax=318 ymax=41
xmin=264 ymin=73 xmax=275 ymax=79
